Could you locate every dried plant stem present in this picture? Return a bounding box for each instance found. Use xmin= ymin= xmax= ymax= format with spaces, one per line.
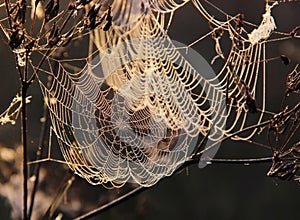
xmin=75 ymin=186 xmax=146 ymax=220
xmin=20 ymin=43 xmax=30 ymax=219
xmin=27 ymin=102 xmax=49 ymax=220
xmin=4 ymin=0 xmax=30 ymax=217
xmin=4 ymin=0 xmax=12 ymax=28
xmin=41 ymin=171 xmax=75 ymax=220
xmin=21 ymin=82 xmax=29 ymax=220
xmin=74 ymin=155 xmax=273 ymax=219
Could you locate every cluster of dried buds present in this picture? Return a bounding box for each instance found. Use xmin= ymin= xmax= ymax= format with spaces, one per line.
xmin=84 ymin=3 xmax=112 ymax=30
xmin=267 ymin=101 xmax=300 ymax=185
xmin=268 ymin=141 xmax=300 ymax=185
xmin=2 ymin=0 xmax=114 ymax=59
xmin=5 ymin=0 xmax=26 ymax=51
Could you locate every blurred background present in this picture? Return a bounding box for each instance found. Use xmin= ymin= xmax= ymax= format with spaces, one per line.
xmin=0 ymin=0 xmax=299 ymax=219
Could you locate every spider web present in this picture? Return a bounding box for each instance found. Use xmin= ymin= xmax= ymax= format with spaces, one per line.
xmin=20 ymin=0 xmax=295 ymax=187
xmin=0 ymin=1 xmax=299 ymax=220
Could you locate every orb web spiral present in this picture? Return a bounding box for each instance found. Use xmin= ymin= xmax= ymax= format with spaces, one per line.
xmin=35 ymin=0 xmax=274 ymax=187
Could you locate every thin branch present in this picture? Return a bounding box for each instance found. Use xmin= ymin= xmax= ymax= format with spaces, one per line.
xmin=21 ymin=82 xmax=29 ymax=220
xmin=4 ymin=1 xmax=30 ymax=217
xmin=40 ymin=171 xmax=75 ymax=220
xmin=21 ymin=43 xmax=31 ymax=220
xmin=4 ymin=0 xmax=12 ymax=29
xmin=74 ymin=186 xmax=146 ymax=220
xmin=27 ymin=102 xmax=49 ymax=219
xmin=74 ymin=154 xmax=273 ymax=220
xmin=21 ymin=83 xmax=28 ymax=220
xmin=30 ymin=0 xmax=38 ymax=36
xmin=192 ymin=157 xmax=272 ymax=164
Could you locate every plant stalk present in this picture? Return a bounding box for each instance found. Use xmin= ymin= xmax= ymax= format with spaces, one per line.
xmin=21 ymin=81 xmax=29 ymax=220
